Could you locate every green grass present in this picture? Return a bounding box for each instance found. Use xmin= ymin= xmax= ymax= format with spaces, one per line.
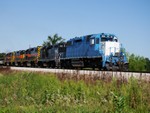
xmin=0 ymin=71 xmax=150 ymax=113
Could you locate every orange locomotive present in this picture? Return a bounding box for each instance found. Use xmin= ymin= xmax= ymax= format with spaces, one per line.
xmin=4 ymin=52 xmax=15 ymax=66
xmin=4 ymin=46 xmax=41 ymax=67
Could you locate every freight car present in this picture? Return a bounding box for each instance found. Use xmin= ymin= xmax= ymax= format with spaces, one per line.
xmin=2 ymin=33 xmax=128 ymax=71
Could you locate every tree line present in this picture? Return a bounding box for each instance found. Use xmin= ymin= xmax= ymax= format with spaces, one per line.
xmin=0 ymin=34 xmax=150 ymax=72
xmin=128 ymin=53 xmax=150 ymax=71
xmin=0 ymin=53 xmax=5 ymax=59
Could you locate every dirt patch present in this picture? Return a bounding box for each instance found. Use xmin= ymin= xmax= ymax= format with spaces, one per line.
xmin=0 ymin=66 xmax=11 ymax=74
xmin=56 ymin=71 xmax=129 ymax=85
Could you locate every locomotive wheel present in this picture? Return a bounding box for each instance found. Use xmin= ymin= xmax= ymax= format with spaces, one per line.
xmin=39 ymin=63 xmax=43 ymax=68
xmin=105 ymin=63 xmax=110 ymax=71
xmin=98 ymin=65 xmax=102 ymax=70
xmin=123 ymin=64 xmax=128 ymax=71
xmin=51 ymin=62 xmax=55 ymax=68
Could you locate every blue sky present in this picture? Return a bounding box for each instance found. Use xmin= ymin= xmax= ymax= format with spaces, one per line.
xmin=0 ymin=0 xmax=150 ymax=58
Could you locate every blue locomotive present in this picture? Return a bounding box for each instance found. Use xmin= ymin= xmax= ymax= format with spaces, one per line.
xmin=3 ymin=33 xmax=128 ymax=71
xmin=61 ymin=33 xmax=128 ymax=71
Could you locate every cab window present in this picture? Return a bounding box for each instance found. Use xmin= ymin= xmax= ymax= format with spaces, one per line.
xmin=101 ymin=38 xmax=107 ymax=42
xmin=90 ymin=38 xmax=95 ymax=45
xmin=86 ymin=35 xmax=92 ymax=42
xmin=113 ymin=37 xmax=118 ymax=42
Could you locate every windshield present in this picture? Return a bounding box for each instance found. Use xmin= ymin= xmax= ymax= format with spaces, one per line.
xmin=101 ymin=36 xmax=118 ymax=42
xmin=101 ymin=38 xmax=113 ymax=42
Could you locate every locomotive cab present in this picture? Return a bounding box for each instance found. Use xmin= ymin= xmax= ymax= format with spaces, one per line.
xmin=100 ymin=33 xmax=128 ymax=71
xmin=100 ymin=34 xmax=120 ymax=56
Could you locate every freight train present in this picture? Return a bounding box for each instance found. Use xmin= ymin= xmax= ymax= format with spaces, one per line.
xmin=1 ymin=33 xmax=128 ymax=71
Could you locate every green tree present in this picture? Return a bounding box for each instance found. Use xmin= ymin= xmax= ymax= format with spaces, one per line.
xmin=145 ymin=58 xmax=150 ymax=71
xmin=0 ymin=53 xmax=5 ymax=59
xmin=129 ymin=54 xmax=146 ymax=71
xmin=43 ymin=34 xmax=65 ymax=46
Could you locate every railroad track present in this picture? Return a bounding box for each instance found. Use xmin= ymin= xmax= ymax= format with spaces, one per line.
xmin=0 ymin=66 xmax=150 ymax=81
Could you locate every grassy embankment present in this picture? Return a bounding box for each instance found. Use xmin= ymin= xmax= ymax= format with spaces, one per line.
xmin=0 ymin=69 xmax=150 ymax=113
